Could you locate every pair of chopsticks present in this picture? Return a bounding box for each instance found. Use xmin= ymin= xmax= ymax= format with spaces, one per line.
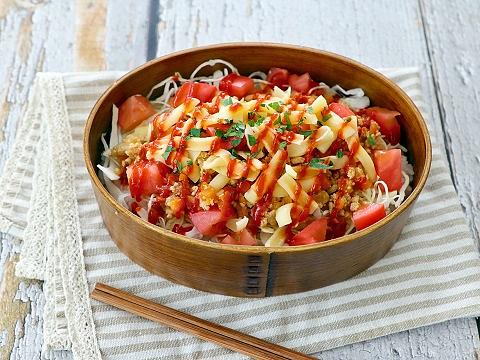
xmin=92 ymin=283 xmax=315 ymax=360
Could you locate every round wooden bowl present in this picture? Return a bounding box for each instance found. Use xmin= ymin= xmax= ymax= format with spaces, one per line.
xmin=84 ymin=43 xmax=431 ymax=297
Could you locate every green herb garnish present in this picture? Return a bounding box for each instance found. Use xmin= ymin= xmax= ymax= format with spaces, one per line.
xmin=279 ymin=141 xmax=287 ymax=149
xmin=284 ymin=111 xmax=292 ymax=130
xmin=185 ymin=159 xmax=193 ymax=167
xmin=336 ymin=150 xmax=344 ymax=158
xmin=300 ymin=130 xmax=313 ymax=138
xmin=262 ymin=101 xmax=283 ymax=111
xmin=176 ymin=160 xmax=184 ymax=172
xmin=230 ymin=138 xmax=242 ymax=147
xmin=215 ymin=129 xmax=226 ymax=139
xmin=229 ymin=148 xmax=241 ymax=159
xmin=309 ymin=158 xmax=334 ymax=170
xmin=186 ymin=128 xmax=201 ymax=139
xmin=322 ymin=113 xmax=332 ymax=122
xmin=367 ymin=134 xmax=376 ymax=146
xmin=247 ymin=134 xmax=256 ymax=146
xmin=162 ymin=145 xmax=174 ymax=160
xmin=307 ymin=106 xmax=314 ymax=114
xmin=225 ymin=123 xmax=245 ymax=138
xmin=221 ymin=97 xmax=233 ymax=106
xmin=248 ymin=115 xmax=265 ymax=127
xmin=269 ymin=101 xmax=282 ymax=112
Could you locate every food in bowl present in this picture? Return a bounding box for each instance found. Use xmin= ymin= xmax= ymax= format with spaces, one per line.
xmin=98 ymin=59 xmax=414 ymax=247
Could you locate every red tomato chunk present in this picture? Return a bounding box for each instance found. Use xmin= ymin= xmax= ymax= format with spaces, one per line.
xmin=328 ymin=102 xmax=354 ymax=118
xmin=118 ymin=95 xmax=156 ymax=132
xmin=219 ymin=73 xmax=254 ymax=99
xmin=173 ymin=81 xmax=217 ymax=107
xmin=126 ymin=161 xmax=170 ymax=201
xmin=364 ymin=107 xmax=401 ymax=144
xmin=267 ymin=67 xmax=290 ymax=88
xmin=289 ymin=217 xmax=328 ymax=246
xmin=189 ymin=210 xmax=226 ymax=236
xmin=353 ymin=204 xmax=386 ymax=231
xmin=220 ymin=229 xmax=257 ymax=246
xmin=373 ymin=149 xmax=403 ymax=191
xmin=288 ymin=73 xmax=318 ymax=94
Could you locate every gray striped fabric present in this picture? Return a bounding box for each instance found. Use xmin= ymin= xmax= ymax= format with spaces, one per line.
xmin=4 ymin=68 xmax=480 ymax=359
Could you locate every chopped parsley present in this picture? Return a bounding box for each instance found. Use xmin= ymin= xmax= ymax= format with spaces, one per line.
xmin=185 ymin=159 xmax=193 ymax=167
xmin=186 ymin=127 xmax=201 ymax=139
xmin=215 ymin=129 xmax=226 ymax=139
xmin=284 ymin=111 xmax=292 ymax=130
xmin=269 ymin=101 xmax=282 ymax=112
xmin=162 ymin=145 xmax=174 ymax=160
xmin=230 ymin=137 xmax=242 ymax=147
xmin=322 ymin=113 xmax=332 ymax=122
xmin=279 ymin=141 xmax=287 ymax=149
xmin=262 ymin=101 xmax=283 ymax=112
xmin=336 ymin=149 xmax=344 ymax=158
xmin=247 ymin=134 xmax=256 ymax=146
xmin=176 ymin=160 xmax=183 ymax=172
xmin=367 ymin=134 xmax=376 ymax=146
xmin=221 ymin=97 xmax=233 ymax=106
xmin=307 ymin=106 xmax=314 ymax=114
xmin=225 ymin=122 xmax=245 ymax=138
xmin=229 ymin=148 xmax=241 ymax=159
xmin=309 ymin=158 xmax=334 ymax=170
xmin=299 ymin=129 xmax=313 ymax=138
xmin=248 ymin=115 xmax=265 ymax=127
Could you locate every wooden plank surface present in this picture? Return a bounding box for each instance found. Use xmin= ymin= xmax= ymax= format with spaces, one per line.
xmin=0 ymin=0 xmax=149 ymax=359
xmin=0 ymin=0 xmax=478 ymax=358
xmin=420 ymin=0 xmax=480 ymax=245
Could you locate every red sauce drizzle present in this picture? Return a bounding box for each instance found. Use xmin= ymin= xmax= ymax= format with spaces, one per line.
xmin=311 ymin=172 xmax=330 ymax=193
xmin=172 ymin=224 xmax=194 ymax=235
xmin=349 ymin=137 xmax=360 ymax=156
xmin=148 ymin=197 xmax=165 ymax=225
xmin=290 ymin=183 xmax=313 ymax=226
xmin=241 ymin=157 xmax=253 ymax=178
xmin=251 ymin=191 xmax=273 ymax=227
xmin=226 ymin=158 xmax=236 ymax=178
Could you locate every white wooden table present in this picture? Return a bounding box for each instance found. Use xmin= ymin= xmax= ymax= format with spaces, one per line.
xmin=1 ymin=1 xmax=479 ymax=358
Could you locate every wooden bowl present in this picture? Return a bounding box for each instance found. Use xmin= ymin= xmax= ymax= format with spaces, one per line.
xmin=84 ymin=43 xmax=431 ymax=297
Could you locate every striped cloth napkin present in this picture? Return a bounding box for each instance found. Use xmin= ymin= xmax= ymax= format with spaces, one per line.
xmin=1 ymin=68 xmax=480 ymax=360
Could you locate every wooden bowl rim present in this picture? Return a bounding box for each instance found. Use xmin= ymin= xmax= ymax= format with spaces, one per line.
xmin=83 ymin=42 xmax=432 ymax=255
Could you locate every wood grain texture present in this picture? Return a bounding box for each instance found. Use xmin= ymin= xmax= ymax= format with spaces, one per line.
xmin=74 ymin=0 xmax=107 ymax=71
xmin=0 ymin=1 xmax=75 ymax=358
xmin=420 ymin=0 xmax=480 ymax=246
xmin=0 ymin=0 xmax=146 ymax=358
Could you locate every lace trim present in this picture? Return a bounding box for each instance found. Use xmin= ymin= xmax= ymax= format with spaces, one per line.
xmin=16 ymin=119 xmax=49 ymax=280
xmin=41 ymin=73 xmax=101 ymax=359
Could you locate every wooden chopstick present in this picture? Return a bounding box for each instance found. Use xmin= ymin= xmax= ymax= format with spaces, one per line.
xmin=91 ymin=283 xmax=315 ymax=360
